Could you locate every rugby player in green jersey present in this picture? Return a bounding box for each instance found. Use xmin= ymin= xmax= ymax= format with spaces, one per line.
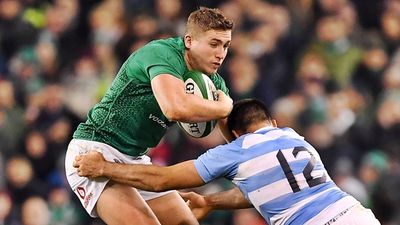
xmin=65 ymin=7 xmax=234 ymax=225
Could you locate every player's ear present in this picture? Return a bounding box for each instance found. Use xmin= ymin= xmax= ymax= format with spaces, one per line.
xmin=232 ymin=130 xmax=241 ymax=139
xmin=184 ymin=35 xmax=192 ymax=49
xmin=272 ymin=119 xmax=278 ymax=127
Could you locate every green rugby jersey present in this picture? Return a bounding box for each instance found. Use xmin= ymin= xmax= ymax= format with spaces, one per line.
xmin=73 ymin=37 xmax=229 ymax=156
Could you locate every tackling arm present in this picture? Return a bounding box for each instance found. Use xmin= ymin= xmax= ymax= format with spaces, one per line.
xmin=73 ymin=151 xmax=205 ymax=192
xmin=203 ymin=186 xmax=252 ymax=210
xmin=151 ymin=74 xmax=232 ymax=122
xmin=180 ymin=187 xmax=252 ymax=220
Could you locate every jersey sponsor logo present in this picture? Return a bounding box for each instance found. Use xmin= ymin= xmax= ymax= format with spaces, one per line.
xmin=324 ymin=206 xmax=352 ymax=225
xmin=84 ymin=192 xmax=93 ymax=209
xmin=149 ymin=114 xmax=168 ymax=129
xmin=76 ymin=186 xmax=93 ymax=209
xmin=77 ymin=186 xmax=86 ymax=199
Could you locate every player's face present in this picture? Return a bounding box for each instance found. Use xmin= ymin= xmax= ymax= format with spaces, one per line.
xmin=185 ymin=29 xmax=231 ymax=75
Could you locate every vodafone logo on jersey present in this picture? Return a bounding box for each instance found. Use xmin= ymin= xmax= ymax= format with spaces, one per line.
xmin=149 ymin=114 xmax=168 ymax=129
xmin=77 ymin=186 xmax=86 ymax=199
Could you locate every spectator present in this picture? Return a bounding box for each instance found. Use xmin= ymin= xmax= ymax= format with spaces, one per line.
xmin=21 ymin=196 xmax=50 ymax=225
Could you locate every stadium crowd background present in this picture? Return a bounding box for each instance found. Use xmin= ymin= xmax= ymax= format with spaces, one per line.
xmin=0 ymin=0 xmax=399 ymax=224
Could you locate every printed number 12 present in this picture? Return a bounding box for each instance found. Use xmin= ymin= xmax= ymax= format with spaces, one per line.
xmin=276 ymin=146 xmax=327 ymax=193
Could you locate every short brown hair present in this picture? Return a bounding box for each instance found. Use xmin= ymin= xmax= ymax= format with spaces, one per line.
xmin=186 ymin=7 xmax=234 ymax=35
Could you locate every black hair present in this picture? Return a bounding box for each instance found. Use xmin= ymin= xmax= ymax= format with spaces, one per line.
xmin=227 ymin=99 xmax=273 ymax=134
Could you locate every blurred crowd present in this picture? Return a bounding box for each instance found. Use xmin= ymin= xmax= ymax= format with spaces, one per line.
xmin=0 ymin=0 xmax=399 ymax=225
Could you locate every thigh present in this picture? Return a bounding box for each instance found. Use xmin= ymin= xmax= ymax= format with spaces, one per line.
xmin=96 ymin=182 xmax=161 ymax=225
xmin=147 ymin=191 xmax=199 ymax=225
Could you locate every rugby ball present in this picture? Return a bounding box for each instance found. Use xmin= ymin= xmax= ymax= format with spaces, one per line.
xmin=178 ymin=71 xmax=217 ymax=138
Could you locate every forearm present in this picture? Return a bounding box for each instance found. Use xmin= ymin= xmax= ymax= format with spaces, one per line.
xmin=167 ymin=94 xmax=229 ymax=122
xmin=102 ymin=162 xmax=170 ymax=191
xmin=100 ymin=160 xmax=205 ymax=192
xmin=151 ymin=75 xmax=232 ymax=122
xmin=204 ymin=187 xmax=252 ymax=210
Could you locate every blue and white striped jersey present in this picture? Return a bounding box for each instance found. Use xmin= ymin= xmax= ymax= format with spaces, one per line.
xmin=194 ymin=126 xmax=353 ymax=225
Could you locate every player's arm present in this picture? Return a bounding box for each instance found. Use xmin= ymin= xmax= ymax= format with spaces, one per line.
xmin=73 ymin=151 xmax=205 ymax=192
xmin=180 ymin=187 xmax=252 ymax=220
xmin=151 ymin=74 xmax=232 ymax=122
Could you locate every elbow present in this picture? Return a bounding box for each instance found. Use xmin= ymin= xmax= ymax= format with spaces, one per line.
xmin=162 ymin=104 xmax=186 ymax=122
xmin=163 ymin=109 xmax=181 ymax=122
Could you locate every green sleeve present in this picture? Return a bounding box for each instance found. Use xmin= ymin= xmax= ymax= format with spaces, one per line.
xmin=211 ymin=74 xmax=230 ymax=96
xmin=134 ymin=44 xmax=186 ymax=80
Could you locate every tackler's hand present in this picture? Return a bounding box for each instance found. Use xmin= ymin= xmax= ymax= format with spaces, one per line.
xmin=73 ymin=150 xmax=106 ymax=178
xmin=179 ymin=191 xmax=212 ymax=221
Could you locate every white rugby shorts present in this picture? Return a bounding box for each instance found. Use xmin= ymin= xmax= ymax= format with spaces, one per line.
xmin=65 ymin=139 xmax=174 ymax=217
xmin=305 ymin=196 xmax=381 ymax=225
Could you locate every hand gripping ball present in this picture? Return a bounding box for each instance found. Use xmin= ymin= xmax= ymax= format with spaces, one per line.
xmin=178 ymin=71 xmax=217 ymax=138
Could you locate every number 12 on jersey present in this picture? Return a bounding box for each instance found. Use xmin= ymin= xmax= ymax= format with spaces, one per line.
xmin=277 ymin=146 xmax=327 ymax=193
